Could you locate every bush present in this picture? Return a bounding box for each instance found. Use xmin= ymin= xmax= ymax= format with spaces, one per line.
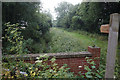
xmin=2 ymin=22 xmax=29 ymax=55
xmin=2 ymin=54 xmax=75 ymax=79
xmin=79 ymin=57 xmax=104 ymax=78
xmin=2 ymin=22 xmax=51 ymax=54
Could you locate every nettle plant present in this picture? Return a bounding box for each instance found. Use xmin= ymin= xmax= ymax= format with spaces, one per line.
xmin=79 ymin=57 xmax=103 ymax=78
xmin=34 ymin=54 xmax=74 ymax=78
xmin=2 ymin=54 xmax=75 ymax=79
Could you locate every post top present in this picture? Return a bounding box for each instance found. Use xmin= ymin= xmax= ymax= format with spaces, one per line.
xmin=110 ymin=13 xmax=119 ymax=32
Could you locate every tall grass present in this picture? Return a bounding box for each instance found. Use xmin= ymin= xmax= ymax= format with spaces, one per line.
xmin=48 ymin=27 xmax=108 ymax=54
xmin=47 ymin=28 xmax=86 ymax=53
xmin=65 ymin=28 xmax=108 ymax=41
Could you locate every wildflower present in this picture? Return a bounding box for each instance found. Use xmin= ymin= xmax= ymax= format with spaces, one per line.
xmin=35 ymin=68 xmax=38 ymax=71
xmin=32 ymin=72 xmax=35 ymax=76
xmin=24 ymin=74 xmax=28 ymax=77
xmin=36 ymin=57 xmax=40 ymax=60
xmin=78 ymin=66 xmax=82 ymax=68
xmin=35 ymin=60 xmax=42 ymax=63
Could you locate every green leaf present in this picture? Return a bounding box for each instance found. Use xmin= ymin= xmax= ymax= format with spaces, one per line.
xmin=85 ymin=72 xmax=93 ymax=78
xmin=50 ymin=58 xmax=56 ymax=63
xmin=95 ymin=73 xmax=102 ymax=78
xmin=90 ymin=61 xmax=95 ymax=65
xmin=84 ymin=66 xmax=91 ymax=71
xmin=91 ymin=66 xmax=96 ymax=69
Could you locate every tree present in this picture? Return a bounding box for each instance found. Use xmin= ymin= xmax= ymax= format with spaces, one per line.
xmin=2 ymin=2 xmax=53 ymax=54
xmin=55 ymin=2 xmax=120 ymax=33
xmin=55 ymin=2 xmax=73 ymax=28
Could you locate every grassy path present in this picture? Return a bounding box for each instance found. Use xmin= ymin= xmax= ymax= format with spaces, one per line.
xmin=49 ymin=27 xmax=108 ymax=56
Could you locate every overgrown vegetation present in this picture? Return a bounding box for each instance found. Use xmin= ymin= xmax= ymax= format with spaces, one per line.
xmin=3 ymin=54 xmax=106 ymax=79
xmin=2 ymin=54 xmax=75 ymax=79
xmin=2 ymin=23 xmax=30 ymax=55
xmin=79 ymin=57 xmax=103 ymax=78
xmin=53 ymin=2 xmax=120 ymax=78
xmin=48 ymin=27 xmax=120 ymax=78
xmin=2 ymin=2 xmax=52 ymax=54
xmin=48 ymin=28 xmax=86 ymax=53
xmin=2 ymin=1 xmax=120 ymax=79
xmin=48 ymin=27 xmax=108 ymax=53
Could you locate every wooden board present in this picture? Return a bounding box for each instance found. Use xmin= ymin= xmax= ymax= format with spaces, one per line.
xmin=100 ymin=24 xmax=109 ymax=33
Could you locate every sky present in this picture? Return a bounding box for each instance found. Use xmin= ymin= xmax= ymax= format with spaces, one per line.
xmin=41 ymin=0 xmax=82 ymax=20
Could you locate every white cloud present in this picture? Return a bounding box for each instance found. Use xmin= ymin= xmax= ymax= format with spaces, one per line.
xmin=41 ymin=0 xmax=82 ymax=20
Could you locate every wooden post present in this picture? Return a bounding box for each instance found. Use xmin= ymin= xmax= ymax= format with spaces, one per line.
xmin=105 ymin=13 xmax=119 ymax=78
xmin=0 ymin=1 xmax=2 ymax=79
xmin=0 ymin=40 xmax=1 ymax=79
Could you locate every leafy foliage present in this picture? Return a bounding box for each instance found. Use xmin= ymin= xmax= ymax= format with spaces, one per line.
xmin=2 ymin=2 xmax=52 ymax=53
xmin=79 ymin=57 xmax=104 ymax=78
xmin=55 ymin=2 xmax=120 ymax=33
xmin=2 ymin=54 xmax=75 ymax=79
xmin=2 ymin=22 xmax=30 ymax=55
xmin=55 ymin=2 xmax=74 ymax=28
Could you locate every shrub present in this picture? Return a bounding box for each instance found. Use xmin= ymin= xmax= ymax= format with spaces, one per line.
xmin=79 ymin=57 xmax=104 ymax=78
xmin=2 ymin=22 xmax=29 ymax=55
xmin=2 ymin=54 xmax=75 ymax=79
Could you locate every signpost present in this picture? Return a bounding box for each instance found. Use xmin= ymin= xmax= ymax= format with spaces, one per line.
xmin=100 ymin=13 xmax=120 ymax=78
xmin=100 ymin=24 xmax=109 ymax=33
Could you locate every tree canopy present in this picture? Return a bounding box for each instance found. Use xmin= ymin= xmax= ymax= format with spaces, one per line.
xmin=2 ymin=2 xmax=53 ymax=54
xmin=55 ymin=2 xmax=120 ymax=33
